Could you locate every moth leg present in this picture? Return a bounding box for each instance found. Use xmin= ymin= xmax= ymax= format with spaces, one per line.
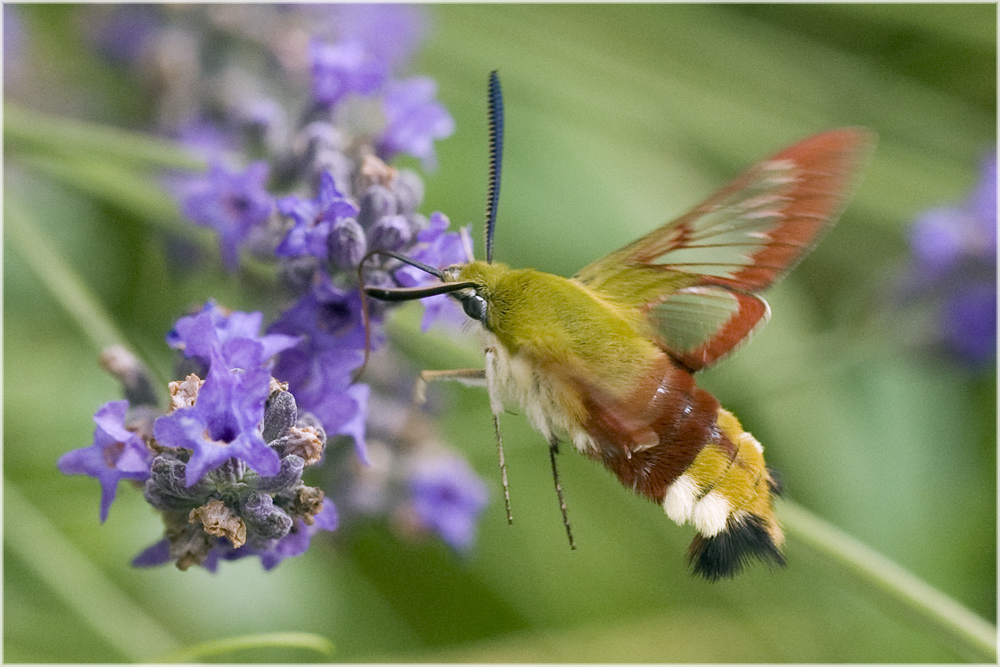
xmin=414 ymin=368 xmax=486 ymax=404
xmin=483 ymin=347 xmax=514 ymax=524
xmin=548 ymin=438 xmax=576 ymax=550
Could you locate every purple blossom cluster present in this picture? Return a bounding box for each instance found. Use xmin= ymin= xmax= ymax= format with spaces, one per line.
xmin=901 ymin=152 xmax=996 ymax=369
xmin=60 ymin=302 xmax=337 ymax=570
xmin=59 ymin=5 xmax=491 ymax=571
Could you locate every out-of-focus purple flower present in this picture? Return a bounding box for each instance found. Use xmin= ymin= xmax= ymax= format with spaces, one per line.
xmin=167 ymin=299 xmax=300 ymax=367
xmin=903 ymin=151 xmax=996 ymax=368
xmin=85 ymin=4 xmax=161 ymax=65
xmin=320 ymin=4 xmax=427 ymax=71
xmin=58 ymin=400 xmax=153 ymax=522
xmin=378 ymin=77 xmax=455 ymax=170
xmin=153 ymin=344 xmax=280 ymax=486
xmin=309 ymin=38 xmax=387 ymax=108
xmin=172 ymin=119 xmax=239 ymax=160
xmin=408 ymin=455 xmax=489 ymax=552
xmin=269 ymin=276 xmax=372 ymax=464
xmin=940 ymin=283 xmax=996 ymax=366
xmin=395 ymin=212 xmax=474 ymax=331
xmin=276 ymin=170 xmax=360 ymax=260
xmin=4 ymin=5 xmax=26 ymax=80
xmin=179 ymin=160 xmax=274 ymax=270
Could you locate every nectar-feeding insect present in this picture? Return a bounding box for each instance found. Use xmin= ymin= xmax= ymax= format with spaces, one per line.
xmin=362 ymin=71 xmax=875 ymax=580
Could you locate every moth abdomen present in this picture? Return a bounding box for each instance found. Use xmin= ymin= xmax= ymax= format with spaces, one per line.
xmin=687 ymin=512 xmax=786 ymax=581
xmin=668 ymin=408 xmax=785 ymax=579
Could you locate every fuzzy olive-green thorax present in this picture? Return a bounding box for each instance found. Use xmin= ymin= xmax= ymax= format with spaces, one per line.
xmin=453 ymin=261 xmax=662 ymax=392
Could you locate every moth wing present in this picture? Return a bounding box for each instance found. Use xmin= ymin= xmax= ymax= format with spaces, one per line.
xmin=650 ymin=286 xmax=770 ymax=371
xmin=576 ymin=128 xmax=874 ymax=370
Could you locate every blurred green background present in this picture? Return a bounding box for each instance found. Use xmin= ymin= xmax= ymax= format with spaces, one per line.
xmin=5 ymin=4 xmax=996 ymax=663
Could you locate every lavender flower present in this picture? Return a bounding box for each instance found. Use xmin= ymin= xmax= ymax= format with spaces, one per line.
xmin=153 ymin=342 xmax=281 ymax=486
xmin=378 ymin=77 xmax=456 ymax=170
xmin=167 ymin=299 xmax=300 ymax=370
xmin=408 ymin=455 xmax=489 ymax=552
xmin=276 ymin=170 xmax=360 ymax=260
xmin=62 ymin=5 xmax=492 ymax=572
xmin=309 ymin=38 xmax=388 ymax=108
xmin=903 ymin=152 xmax=996 ymax=368
xmin=58 ymin=400 xmax=153 ymax=522
xmin=178 ymin=160 xmax=274 ymax=270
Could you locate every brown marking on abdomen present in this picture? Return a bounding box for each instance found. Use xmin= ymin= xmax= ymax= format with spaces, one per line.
xmin=581 ymin=355 xmax=736 ymax=503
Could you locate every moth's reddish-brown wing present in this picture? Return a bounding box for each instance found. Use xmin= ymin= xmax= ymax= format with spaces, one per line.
xmin=576 ymin=128 xmax=875 ymax=371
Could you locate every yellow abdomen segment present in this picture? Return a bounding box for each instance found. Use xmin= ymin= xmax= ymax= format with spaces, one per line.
xmin=662 ymin=408 xmax=784 ymax=579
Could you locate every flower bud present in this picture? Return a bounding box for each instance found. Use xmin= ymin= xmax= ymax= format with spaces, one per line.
xmin=241 ymin=491 xmax=293 ymax=540
xmin=328 ymin=217 xmax=367 ymax=270
xmin=358 ymin=184 xmax=397 ymax=228
xmin=392 ymin=169 xmax=424 ymax=214
xmin=368 ymin=213 xmax=412 ymax=252
xmin=263 ymin=390 xmax=297 ymax=443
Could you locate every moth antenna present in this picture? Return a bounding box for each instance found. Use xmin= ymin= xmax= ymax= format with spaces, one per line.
xmin=548 ymin=439 xmax=576 ymax=549
xmin=484 ymin=70 xmax=504 ymax=263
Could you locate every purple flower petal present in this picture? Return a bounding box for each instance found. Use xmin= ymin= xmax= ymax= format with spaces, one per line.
xmin=131 ymin=538 xmax=172 ymax=568
xmin=167 ymin=300 xmax=300 ymax=367
xmin=309 ymin=38 xmax=388 ymax=107
xmin=153 ymin=350 xmax=280 ymax=486
xmin=409 ymin=456 xmax=489 ymax=552
xmin=378 ymin=77 xmax=455 ymax=170
xmin=177 ymin=160 xmax=274 ymax=270
xmin=58 ymin=400 xmax=152 ymax=522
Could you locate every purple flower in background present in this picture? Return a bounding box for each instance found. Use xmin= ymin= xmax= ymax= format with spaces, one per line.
xmin=269 ymin=276 xmax=371 ymax=464
xmin=179 ymin=160 xmax=274 ymax=270
xmin=85 ymin=4 xmax=161 ymax=65
xmin=378 ymin=77 xmax=456 ymax=170
xmin=903 ymin=152 xmax=996 ymax=368
xmin=396 ymin=212 xmax=473 ymax=331
xmin=320 ymin=4 xmax=427 ymax=70
xmin=153 ymin=343 xmax=280 ymax=486
xmin=309 ymin=38 xmax=387 ymax=107
xmin=276 ymin=170 xmax=361 ymax=261
xmin=58 ymin=400 xmax=152 ymax=522
xmin=408 ymin=455 xmax=489 ymax=552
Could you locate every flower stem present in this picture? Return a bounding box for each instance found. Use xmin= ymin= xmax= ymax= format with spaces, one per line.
xmin=158 ymin=632 xmax=335 ymax=663
xmin=4 ymin=190 xmax=168 ymax=392
xmin=4 ymin=102 xmax=205 ymax=171
xmin=5 ymin=481 xmax=182 ymax=661
xmin=5 ymin=191 xmax=129 ymax=353
xmin=778 ymin=500 xmax=996 ymax=662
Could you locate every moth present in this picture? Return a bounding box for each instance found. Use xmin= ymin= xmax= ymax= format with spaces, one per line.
xmin=362 ymin=71 xmax=874 ymax=579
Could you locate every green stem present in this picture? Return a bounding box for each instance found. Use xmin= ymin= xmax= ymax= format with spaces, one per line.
xmin=158 ymin=632 xmax=334 ymax=662
xmin=5 ymin=191 xmax=130 ymax=353
xmin=5 ymin=481 xmax=182 ymax=661
xmin=14 ymin=151 xmax=211 ymax=244
xmin=4 ymin=189 xmax=169 ymax=392
xmin=779 ymin=500 xmax=997 ymax=662
xmin=4 ymin=102 xmax=205 ymax=171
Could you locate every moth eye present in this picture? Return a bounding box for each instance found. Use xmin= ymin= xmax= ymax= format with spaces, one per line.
xmin=462 ymin=294 xmax=488 ymax=322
